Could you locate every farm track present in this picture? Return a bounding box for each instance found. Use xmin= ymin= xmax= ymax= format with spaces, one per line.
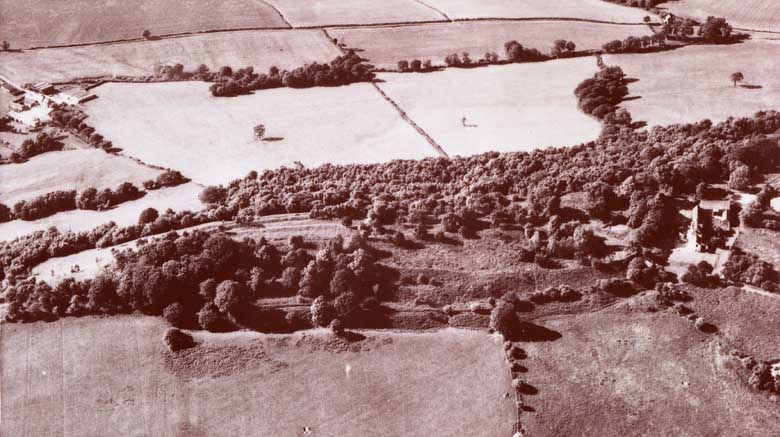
xmin=255 ymin=0 xmax=295 ymax=29
xmin=13 ymin=17 xmax=650 ymax=52
xmin=409 ymin=0 xmax=453 ymax=22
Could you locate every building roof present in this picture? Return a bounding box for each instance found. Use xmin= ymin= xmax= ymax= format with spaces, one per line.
xmin=699 ymin=199 xmax=730 ymax=211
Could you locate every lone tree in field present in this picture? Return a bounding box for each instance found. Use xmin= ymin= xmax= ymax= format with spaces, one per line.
xmin=1 ymin=40 xmax=9 ymax=51
xmin=254 ymin=124 xmax=266 ymax=140
xmin=730 ymin=71 xmax=744 ymax=87
xmin=142 ymin=30 xmax=152 ymax=39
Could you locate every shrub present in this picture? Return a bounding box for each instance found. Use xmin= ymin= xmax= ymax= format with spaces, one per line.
xmin=163 ymin=328 xmax=195 ymax=351
xmin=310 ymin=296 xmax=333 ymax=327
xmin=138 ymin=207 xmax=159 ymax=224
xmin=330 ymin=318 xmax=344 ymax=335
xmin=490 ymin=300 xmax=518 ymax=339
xmin=163 ymin=302 xmax=189 ymax=328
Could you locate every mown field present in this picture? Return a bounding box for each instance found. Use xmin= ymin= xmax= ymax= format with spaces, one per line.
xmin=663 ymin=0 xmax=780 ymax=32
xmin=0 ymin=316 xmax=514 ymax=436
xmin=0 ymin=29 xmax=342 ymax=86
xmin=419 ymin=0 xmax=650 ymax=22
xmin=0 ymin=148 xmax=161 ymax=205
xmin=606 ymin=40 xmax=780 ymax=127
xmin=520 ymin=303 xmax=780 ymax=436
xmin=333 ymin=21 xmax=651 ymax=70
xmin=0 ymin=0 xmax=289 ymax=49
xmin=377 ymin=57 xmax=601 ymax=157
xmin=269 ymin=0 xmax=444 ymax=27
xmin=0 ymin=183 xmax=203 ymax=242
xmin=84 ymin=81 xmax=437 ymax=186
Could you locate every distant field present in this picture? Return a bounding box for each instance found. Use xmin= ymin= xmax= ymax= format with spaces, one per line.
xmin=420 ymin=0 xmax=649 ymax=22
xmin=334 ymin=21 xmax=651 ymax=69
xmin=0 ymin=0 xmax=288 ymax=49
xmin=376 ymin=57 xmax=601 ymax=156
xmin=606 ymin=40 xmax=780 ymax=127
xmin=0 ymin=317 xmax=514 ymax=436
xmin=0 ymin=148 xmax=161 ymax=205
xmin=84 ymin=82 xmax=436 ymax=186
xmin=0 ymin=183 xmax=203 ymax=242
xmin=663 ymin=0 xmax=780 ymax=32
xmin=0 ymin=29 xmax=342 ymax=85
xmin=520 ymin=306 xmax=780 ymax=436
xmin=269 ymin=0 xmax=444 ymax=27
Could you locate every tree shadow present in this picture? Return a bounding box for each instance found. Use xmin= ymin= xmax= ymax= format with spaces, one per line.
xmin=518 ymin=383 xmax=539 ymax=395
xmin=340 ymin=330 xmax=367 ymax=342
xmin=521 ymin=406 xmax=536 ymax=413
xmin=739 ymin=84 xmax=763 ymax=90
xmin=518 ymin=322 xmax=562 ymax=342
xmin=698 ymin=322 xmax=718 ymax=334
xmin=262 ymin=137 xmax=284 ymax=142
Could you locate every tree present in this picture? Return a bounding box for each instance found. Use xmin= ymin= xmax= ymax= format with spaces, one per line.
xmin=214 ymin=280 xmax=249 ymax=319
xmin=397 ymin=60 xmax=409 ymax=71
xmin=643 ymin=16 xmax=651 ymax=24
xmin=310 ymin=295 xmax=333 ymax=327
xmin=199 ymin=186 xmax=227 ymax=205
xmin=198 ymin=303 xmax=224 ymax=331
xmin=254 ymin=124 xmax=266 ymax=140
xmin=142 ymin=30 xmax=151 ymax=39
xmin=730 ymin=71 xmax=744 ymax=87
xmin=163 ymin=302 xmax=188 ymax=328
xmin=330 ymin=318 xmax=344 ymax=335
xmin=699 ymin=16 xmax=732 ymax=41
xmin=490 ymin=300 xmax=518 ymax=339
xmin=1 ymin=40 xmax=9 ymax=51
xmin=728 ymin=164 xmax=751 ymax=191
xmin=138 ymin=207 xmax=159 ymax=225
xmin=409 ymin=59 xmax=422 ymax=72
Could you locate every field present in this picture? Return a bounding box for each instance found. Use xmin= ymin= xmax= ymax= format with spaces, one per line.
xmin=268 ymin=0 xmax=444 ymax=27
xmin=84 ymin=81 xmax=437 ymax=186
xmin=605 ymin=40 xmax=780 ymax=127
xmin=419 ymin=0 xmax=650 ymax=22
xmin=0 ymin=148 xmax=161 ymax=205
xmin=333 ymin=21 xmax=651 ymax=69
xmin=376 ymin=57 xmax=601 ymax=157
xmin=663 ymin=0 xmax=780 ymax=32
xmin=0 ymin=316 xmax=515 ymax=436
xmin=0 ymin=29 xmax=342 ymax=86
xmin=0 ymin=0 xmax=289 ymax=49
xmin=0 ymin=183 xmax=203 ymax=242
xmin=519 ymin=304 xmax=780 ymax=436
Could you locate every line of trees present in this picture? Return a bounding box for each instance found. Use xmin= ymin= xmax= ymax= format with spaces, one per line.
xmin=50 ymin=107 xmax=114 ymax=151
xmin=602 ymin=33 xmax=666 ymax=53
xmin=600 ymin=0 xmax=666 ymax=8
xmin=7 ymin=132 xmax=64 ymax=164
xmin=143 ymin=170 xmax=189 ymax=190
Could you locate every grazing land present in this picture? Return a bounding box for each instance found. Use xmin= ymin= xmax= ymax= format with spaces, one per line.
xmin=663 ymin=0 xmax=780 ymax=32
xmin=0 ymin=316 xmax=514 ymax=436
xmin=0 ymin=148 xmax=161 ymax=205
xmin=332 ymin=21 xmax=651 ymax=69
xmin=0 ymin=29 xmax=342 ymax=86
xmin=0 ymin=0 xmax=289 ymax=49
xmin=0 ymin=183 xmax=203 ymax=242
xmin=268 ymin=0 xmax=444 ymax=27
xmin=520 ymin=304 xmax=780 ymax=436
xmin=605 ymin=40 xmax=780 ymax=127
xmin=376 ymin=57 xmax=601 ymax=156
xmin=84 ymin=82 xmax=437 ymax=186
xmin=419 ymin=0 xmax=649 ymax=22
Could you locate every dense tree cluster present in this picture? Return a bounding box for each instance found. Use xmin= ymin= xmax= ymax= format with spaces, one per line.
xmin=3 ymin=230 xmax=396 ymax=330
xmin=397 ymin=59 xmax=434 ymax=72
xmin=741 ymin=185 xmax=779 ymax=229
xmin=551 ymin=40 xmax=576 ymax=58
xmin=504 ymin=41 xmax=547 ymax=63
xmin=721 ymin=248 xmax=779 ymax=292
xmin=208 ymin=52 xmax=375 ymax=97
xmin=8 ymin=132 xmax=64 ymax=163
xmin=600 ymin=0 xmax=665 ymax=8
xmin=602 ymin=34 xmax=666 ymax=54
xmin=574 ymin=66 xmax=631 ymax=123
xmin=12 ymin=190 xmax=76 ymax=221
xmin=143 ymin=170 xmax=189 ymax=190
xmin=50 ymin=108 xmax=113 ymax=151
xmin=9 ymin=182 xmax=145 ymax=222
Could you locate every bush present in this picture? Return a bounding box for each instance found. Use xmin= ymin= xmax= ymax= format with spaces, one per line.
xmin=490 ymin=300 xmax=519 ymax=339
xmin=138 ymin=207 xmax=159 ymax=224
xmin=163 ymin=328 xmax=195 ymax=351
xmin=163 ymin=302 xmax=189 ymax=328
xmin=330 ymin=318 xmax=344 ymax=335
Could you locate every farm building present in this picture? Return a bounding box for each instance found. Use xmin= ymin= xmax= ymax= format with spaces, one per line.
xmin=30 ymin=82 xmax=56 ymax=95
xmin=51 ymin=87 xmax=98 ymax=105
xmin=691 ymin=199 xmax=737 ymax=252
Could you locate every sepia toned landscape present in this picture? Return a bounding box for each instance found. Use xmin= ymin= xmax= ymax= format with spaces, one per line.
xmin=1 ymin=1 xmax=779 ymax=436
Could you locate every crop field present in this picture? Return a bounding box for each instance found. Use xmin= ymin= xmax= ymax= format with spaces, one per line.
xmin=376 ymin=57 xmax=601 ymax=156
xmin=0 ymin=148 xmax=161 ymax=205
xmin=268 ymin=0 xmax=444 ymax=27
xmin=0 ymin=0 xmax=289 ymax=49
xmin=0 ymin=29 xmax=342 ymax=86
xmin=519 ymin=305 xmax=780 ymax=436
xmin=333 ymin=21 xmax=651 ymax=70
xmin=663 ymin=0 xmax=780 ymax=32
xmin=419 ymin=0 xmax=649 ymax=22
xmin=0 ymin=316 xmax=515 ymax=436
xmin=605 ymin=40 xmax=780 ymax=127
xmin=84 ymin=81 xmax=437 ymax=186
xmin=0 ymin=183 xmax=203 ymax=242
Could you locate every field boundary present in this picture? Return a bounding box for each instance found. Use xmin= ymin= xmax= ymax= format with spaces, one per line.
xmin=409 ymin=0 xmax=453 ymax=22
xmin=255 ymin=0 xmax=295 ymax=29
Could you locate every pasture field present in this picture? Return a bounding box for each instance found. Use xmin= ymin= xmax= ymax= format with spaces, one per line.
xmin=663 ymin=0 xmax=780 ymax=32
xmin=520 ymin=305 xmax=780 ymax=436
xmin=333 ymin=21 xmax=651 ymax=69
xmin=268 ymin=0 xmax=444 ymax=27
xmin=0 ymin=317 xmax=515 ymax=436
xmin=0 ymin=183 xmax=203 ymax=242
xmin=419 ymin=0 xmax=650 ymax=22
xmin=84 ymin=82 xmax=437 ymax=186
xmin=0 ymin=29 xmax=342 ymax=86
xmin=605 ymin=40 xmax=780 ymax=127
xmin=0 ymin=148 xmax=161 ymax=205
xmin=376 ymin=57 xmax=601 ymax=156
xmin=0 ymin=0 xmax=288 ymax=49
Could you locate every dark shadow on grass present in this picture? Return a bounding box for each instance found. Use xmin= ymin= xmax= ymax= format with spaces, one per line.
xmin=522 ymin=406 xmax=536 ymax=413
xmin=698 ymin=322 xmax=718 ymax=334
xmin=261 ymin=136 xmax=284 ymax=142
xmin=340 ymin=330 xmax=367 ymax=342
xmin=519 ymin=322 xmax=563 ymax=342
xmin=518 ymin=383 xmax=539 ymax=395
xmin=740 ymin=84 xmax=763 ymax=90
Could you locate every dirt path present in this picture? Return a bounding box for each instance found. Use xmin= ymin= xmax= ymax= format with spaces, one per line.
xmin=409 ymin=0 xmax=453 ymax=22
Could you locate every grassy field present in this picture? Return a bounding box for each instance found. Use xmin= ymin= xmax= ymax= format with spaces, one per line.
xmin=0 ymin=148 xmax=161 ymax=205
xmin=0 ymin=182 xmax=203 ymax=242
xmin=269 ymin=0 xmax=444 ymax=27
xmin=0 ymin=29 xmax=342 ymax=86
xmin=0 ymin=0 xmax=288 ymax=49
xmin=663 ymin=0 xmax=780 ymax=32
xmin=0 ymin=316 xmax=515 ymax=436
xmin=520 ymin=303 xmax=780 ymax=436
xmin=84 ymin=81 xmax=437 ymax=186
xmin=419 ymin=0 xmax=650 ymax=22
xmin=376 ymin=57 xmax=601 ymax=156
xmin=605 ymin=40 xmax=780 ymax=127
xmin=333 ymin=21 xmax=651 ymax=69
